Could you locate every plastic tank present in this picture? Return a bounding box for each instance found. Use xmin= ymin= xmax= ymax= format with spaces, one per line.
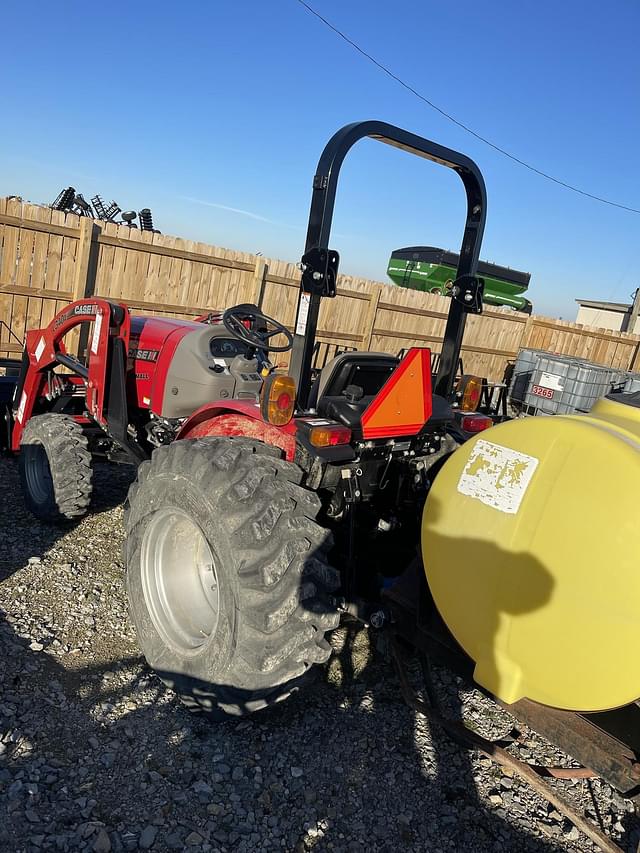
xmin=508 ymin=348 xmax=548 ymax=407
xmin=421 ymin=393 xmax=640 ymax=712
xmin=623 ymin=373 xmax=640 ymax=394
xmin=520 ymin=353 xmax=625 ymax=415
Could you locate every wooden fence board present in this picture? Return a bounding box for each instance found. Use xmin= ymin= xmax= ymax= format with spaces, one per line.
xmin=0 ymin=198 xmax=19 ymax=350
xmin=2 ymin=197 xmax=640 ymax=386
xmin=31 ymin=203 xmax=54 ymax=330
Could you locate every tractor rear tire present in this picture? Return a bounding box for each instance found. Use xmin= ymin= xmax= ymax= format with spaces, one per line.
xmin=124 ymin=437 xmax=341 ymax=720
xmin=19 ymin=414 xmax=93 ymax=523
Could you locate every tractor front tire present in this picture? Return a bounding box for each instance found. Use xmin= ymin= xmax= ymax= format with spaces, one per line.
xmin=19 ymin=414 xmax=93 ymax=523
xmin=124 ymin=437 xmax=341 ymax=719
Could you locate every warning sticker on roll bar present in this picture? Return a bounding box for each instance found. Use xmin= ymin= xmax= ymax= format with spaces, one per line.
xmin=295 ymin=293 xmax=311 ymax=336
xmin=457 ymin=439 xmax=539 ymax=514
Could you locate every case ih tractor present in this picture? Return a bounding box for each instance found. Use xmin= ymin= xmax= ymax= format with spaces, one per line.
xmin=9 ymin=123 xmax=640 ymax=843
xmin=11 ymin=120 xmax=493 ymax=717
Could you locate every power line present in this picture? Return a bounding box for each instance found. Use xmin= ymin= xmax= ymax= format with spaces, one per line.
xmin=295 ymin=0 xmax=640 ymax=216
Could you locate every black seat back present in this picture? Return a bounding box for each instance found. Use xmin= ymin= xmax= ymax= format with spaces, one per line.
xmin=310 ymin=352 xmax=399 ymax=429
xmin=309 ymin=352 xmax=399 ymax=406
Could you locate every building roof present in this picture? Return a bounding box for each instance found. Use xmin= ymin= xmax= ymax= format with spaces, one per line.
xmin=575 ymin=298 xmax=631 ymax=313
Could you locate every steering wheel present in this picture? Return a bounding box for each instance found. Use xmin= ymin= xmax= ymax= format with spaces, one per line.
xmin=222 ymin=304 xmax=294 ymax=353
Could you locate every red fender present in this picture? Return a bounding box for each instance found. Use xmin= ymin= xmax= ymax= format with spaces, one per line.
xmin=176 ymin=401 xmax=297 ymax=461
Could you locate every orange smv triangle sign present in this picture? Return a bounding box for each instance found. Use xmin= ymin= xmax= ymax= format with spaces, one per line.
xmin=361 ymin=348 xmax=432 ymax=439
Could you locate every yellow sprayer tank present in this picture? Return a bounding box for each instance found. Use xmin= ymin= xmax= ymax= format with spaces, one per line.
xmin=421 ymin=395 xmax=640 ymax=712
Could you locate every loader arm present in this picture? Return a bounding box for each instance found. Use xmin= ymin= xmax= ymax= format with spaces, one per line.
xmin=11 ymin=298 xmax=132 ymax=452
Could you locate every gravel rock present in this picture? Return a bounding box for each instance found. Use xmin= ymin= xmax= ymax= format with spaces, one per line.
xmin=93 ymin=828 xmax=112 ymax=852
xmin=0 ymin=457 xmax=638 ymax=852
xmin=139 ymin=824 xmax=158 ymax=849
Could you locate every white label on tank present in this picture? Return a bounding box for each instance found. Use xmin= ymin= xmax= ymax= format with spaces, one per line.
xmin=539 ymin=371 xmax=564 ymax=391
xmin=295 ymin=293 xmax=311 ymax=336
xmin=457 ymin=439 xmax=539 ymax=514
xmin=34 ymin=336 xmax=46 ymax=362
xmin=91 ymin=309 xmax=103 ymax=355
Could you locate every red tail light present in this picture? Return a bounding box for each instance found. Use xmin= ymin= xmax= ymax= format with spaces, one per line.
xmin=460 ymin=414 xmax=493 ymax=433
xmin=309 ymin=425 xmax=352 ymax=447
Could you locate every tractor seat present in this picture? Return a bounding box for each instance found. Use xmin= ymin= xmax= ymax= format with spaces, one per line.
xmin=307 ymin=352 xmax=399 ymax=429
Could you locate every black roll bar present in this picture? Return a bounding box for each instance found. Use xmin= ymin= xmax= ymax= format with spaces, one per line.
xmin=289 ymin=121 xmax=487 ymax=407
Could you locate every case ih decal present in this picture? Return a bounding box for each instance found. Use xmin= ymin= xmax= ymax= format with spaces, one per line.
xmin=128 ymin=347 xmax=160 ymax=363
xmin=53 ymin=303 xmax=100 ymax=329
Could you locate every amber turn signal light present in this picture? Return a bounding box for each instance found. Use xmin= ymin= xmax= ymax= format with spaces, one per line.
xmin=260 ymin=374 xmax=296 ymax=426
xmin=457 ymin=375 xmax=483 ymax=412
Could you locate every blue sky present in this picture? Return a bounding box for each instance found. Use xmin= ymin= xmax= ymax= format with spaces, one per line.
xmin=1 ymin=0 xmax=638 ymax=318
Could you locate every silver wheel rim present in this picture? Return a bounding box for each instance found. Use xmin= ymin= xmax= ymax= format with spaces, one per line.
xmin=140 ymin=507 xmax=221 ymax=654
xmin=24 ymin=444 xmax=53 ymax=504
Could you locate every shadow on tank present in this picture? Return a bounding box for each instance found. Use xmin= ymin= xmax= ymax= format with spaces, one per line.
xmin=420 ymin=493 xmax=555 ymax=706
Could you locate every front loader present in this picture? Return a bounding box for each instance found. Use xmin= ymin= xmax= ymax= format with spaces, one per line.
xmin=10 ymin=123 xmax=640 ymax=842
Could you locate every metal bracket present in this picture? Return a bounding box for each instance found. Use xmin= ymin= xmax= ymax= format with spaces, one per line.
xmin=300 ymin=248 xmax=340 ymax=297
xmin=451 ymin=274 xmax=484 ymax=314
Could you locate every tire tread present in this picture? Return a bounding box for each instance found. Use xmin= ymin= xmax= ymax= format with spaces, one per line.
xmin=125 ymin=436 xmax=340 ymax=718
xmin=19 ymin=414 xmax=93 ymax=522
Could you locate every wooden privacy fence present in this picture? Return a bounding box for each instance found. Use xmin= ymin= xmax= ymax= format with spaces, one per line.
xmin=2 ymin=196 xmax=640 ymax=381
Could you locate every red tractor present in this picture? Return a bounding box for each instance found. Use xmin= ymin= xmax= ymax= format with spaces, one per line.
xmin=13 ymin=124 xmax=640 ymax=850
xmin=11 ymin=121 xmax=492 ymax=718
xmin=13 ymin=121 xmax=640 ymax=832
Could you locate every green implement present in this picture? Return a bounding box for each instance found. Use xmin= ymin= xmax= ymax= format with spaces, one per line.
xmin=387 ymin=246 xmax=532 ymax=313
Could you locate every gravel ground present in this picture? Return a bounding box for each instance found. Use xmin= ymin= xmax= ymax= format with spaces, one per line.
xmin=0 ymin=454 xmax=638 ymax=853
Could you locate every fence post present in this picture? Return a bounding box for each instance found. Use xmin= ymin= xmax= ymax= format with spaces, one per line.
xmin=519 ymin=313 xmax=534 ymax=351
xmin=72 ymin=217 xmax=99 ymax=357
xmin=362 ymin=284 xmax=383 ymax=351
xmin=72 ymin=217 xmax=97 ymax=303
xmin=252 ymin=257 xmax=268 ymax=309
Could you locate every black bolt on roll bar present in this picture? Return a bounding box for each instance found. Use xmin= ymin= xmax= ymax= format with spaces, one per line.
xmin=288 ymin=121 xmax=487 ymax=408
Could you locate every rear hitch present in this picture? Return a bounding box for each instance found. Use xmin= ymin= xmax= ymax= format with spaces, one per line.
xmin=333 ymin=596 xmax=389 ymax=629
